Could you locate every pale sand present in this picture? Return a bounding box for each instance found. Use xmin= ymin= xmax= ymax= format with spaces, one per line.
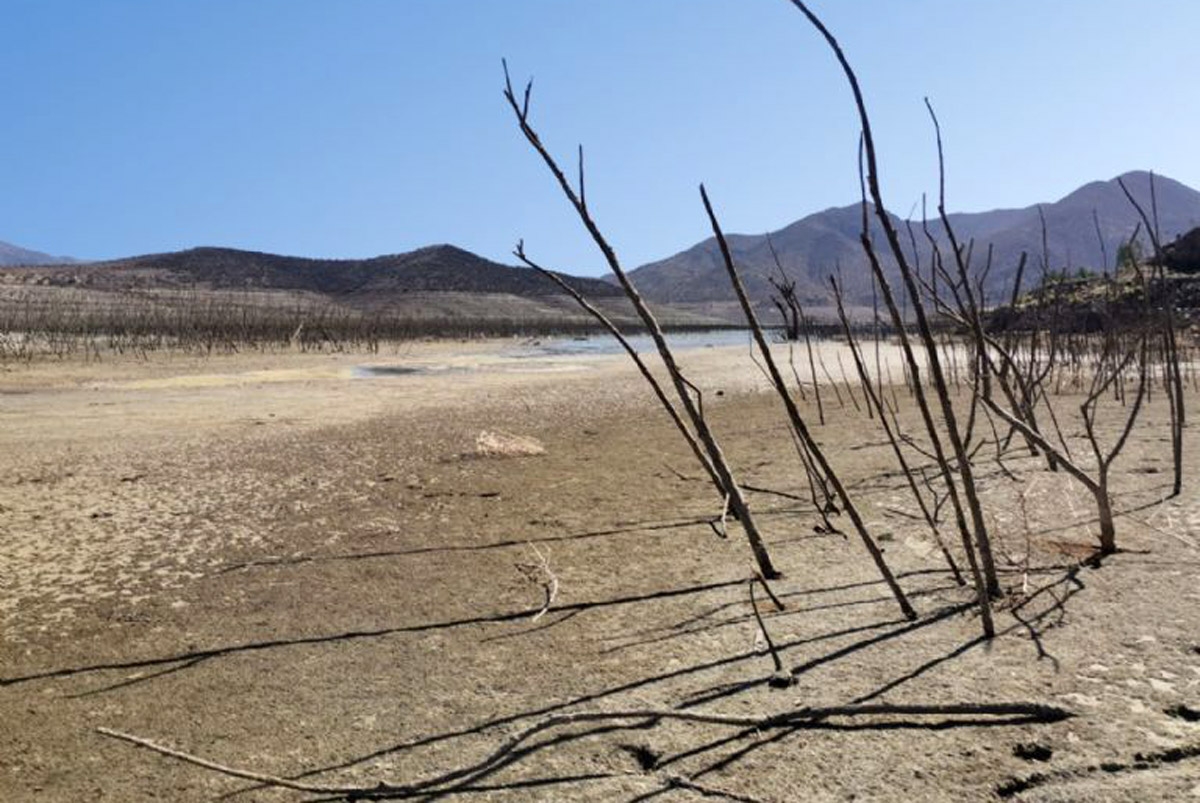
xmin=0 ymin=336 xmax=925 ymax=636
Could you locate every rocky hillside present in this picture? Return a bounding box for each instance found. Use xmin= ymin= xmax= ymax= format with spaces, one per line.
xmin=624 ymin=171 xmax=1200 ymax=310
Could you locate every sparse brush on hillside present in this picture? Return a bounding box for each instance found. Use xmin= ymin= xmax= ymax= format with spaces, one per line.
xmin=0 ymin=240 xmax=750 ymax=362
xmin=0 ymin=289 xmax=634 ymax=362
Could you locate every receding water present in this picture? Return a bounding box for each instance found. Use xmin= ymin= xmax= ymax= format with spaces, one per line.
xmin=504 ymin=329 xmax=755 ymax=358
xmin=353 ymin=330 xmax=757 ymax=379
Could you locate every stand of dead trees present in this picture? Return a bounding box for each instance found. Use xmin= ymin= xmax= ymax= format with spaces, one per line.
xmin=99 ymin=0 xmax=1188 ymax=796
xmin=506 ymin=0 xmax=1187 ymax=642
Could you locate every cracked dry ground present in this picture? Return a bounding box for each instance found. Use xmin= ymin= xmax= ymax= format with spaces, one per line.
xmin=1 ymin=345 xmax=1198 ymax=801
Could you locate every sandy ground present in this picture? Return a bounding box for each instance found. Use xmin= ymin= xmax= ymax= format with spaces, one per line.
xmin=1 ymin=338 xmax=1198 ymax=802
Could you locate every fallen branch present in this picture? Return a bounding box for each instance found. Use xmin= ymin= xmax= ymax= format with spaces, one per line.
xmin=98 ymin=702 xmax=1070 ymax=798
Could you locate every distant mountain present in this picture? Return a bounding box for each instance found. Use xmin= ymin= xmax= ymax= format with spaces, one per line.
xmin=0 ymin=239 xmax=75 ymax=266
xmin=624 ymin=171 xmax=1200 ymax=312
xmin=14 ymin=243 xmax=622 ymax=301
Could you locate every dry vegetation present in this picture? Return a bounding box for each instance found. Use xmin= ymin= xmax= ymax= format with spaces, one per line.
xmin=0 ymin=283 xmax=739 ymax=363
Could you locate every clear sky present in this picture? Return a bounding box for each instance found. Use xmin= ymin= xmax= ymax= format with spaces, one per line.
xmin=2 ymin=1 xmax=1196 ymax=274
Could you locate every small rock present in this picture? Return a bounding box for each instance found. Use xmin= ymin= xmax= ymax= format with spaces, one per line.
xmin=1060 ymin=693 xmax=1101 ymax=707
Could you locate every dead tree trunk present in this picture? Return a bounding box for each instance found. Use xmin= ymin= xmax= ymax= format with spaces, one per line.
xmin=702 ymin=185 xmax=916 ymax=620
xmin=504 ymin=63 xmax=780 ymax=578
xmin=1118 ymin=174 xmax=1185 ymax=497
xmin=787 ymin=0 xmax=999 ymax=635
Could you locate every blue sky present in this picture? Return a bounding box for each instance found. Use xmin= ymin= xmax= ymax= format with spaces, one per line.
xmin=2 ymin=1 xmax=1195 ymax=274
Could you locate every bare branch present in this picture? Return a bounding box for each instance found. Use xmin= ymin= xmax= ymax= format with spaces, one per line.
xmin=97 ymin=702 xmax=1069 ymax=796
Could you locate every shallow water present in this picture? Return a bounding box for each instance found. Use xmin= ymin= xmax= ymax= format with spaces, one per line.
xmin=354 ymin=330 xmax=757 ymax=378
xmin=502 ymin=329 xmax=755 ymax=358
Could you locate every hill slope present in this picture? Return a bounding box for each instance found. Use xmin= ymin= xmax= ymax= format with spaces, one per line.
xmin=626 ymin=171 xmax=1200 ymax=310
xmin=0 ymin=240 xmax=74 ymax=266
xmin=14 ymin=243 xmax=623 ymax=301
xmin=1 ymin=243 xmax=741 ymax=331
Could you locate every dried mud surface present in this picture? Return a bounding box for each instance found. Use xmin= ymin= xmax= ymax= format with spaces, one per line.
xmin=1 ymin=340 xmax=1198 ymax=802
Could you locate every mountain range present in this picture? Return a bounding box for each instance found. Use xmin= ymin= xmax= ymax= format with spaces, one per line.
xmin=0 ymin=240 xmax=73 ymax=267
xmin=0 ymin=244 xmax=679 ymax=328
xmin=4 ymin=171 xmax=1199 ymax=318
xmin=20 ymin=243 xmax=621 ymax=302
xmin=624 ymin=171 xmax=1200 ymax=313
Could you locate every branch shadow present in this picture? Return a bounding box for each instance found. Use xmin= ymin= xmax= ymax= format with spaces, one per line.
xmin=598 ymin=583 xmax=960 ymax=657
xmin=211 ymin=515 xmax=724 ymax=576
xmin=842 ymin=565 xmax=1086 ymax=706
xmin=623 ymin=710 xmax=1068 ymax=803
xmin=0 ymin=578 xmax=750 ymax=691
xmin=628 ymin=568 xmax=955 ymax=640
xmin=212 ymin=506 xmax=809 ymax=577
xmin=292 ymin=711 xmax=1065 ymax=802
xmin=625 ymin=566 xmax=1089 ymax=797
xmin=225 ymin=614 xmax=920 ymax=797
xmin=677 ymin=601 xmax=973 ymax=709
xmin=72 ymin=556 xmax=1084 ymax=801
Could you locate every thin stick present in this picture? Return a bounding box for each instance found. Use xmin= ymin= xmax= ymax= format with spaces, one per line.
xmin=514 ymin=246 xmax=724 ymax=497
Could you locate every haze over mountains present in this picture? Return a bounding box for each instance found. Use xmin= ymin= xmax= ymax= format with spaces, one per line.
xmin=4 ymin=171 xmax=1199 ymax=316
xmin=625 ymin=171 xmax=1200 ymax=311
xmin=0 ymin=240 xmax=73 ymax=267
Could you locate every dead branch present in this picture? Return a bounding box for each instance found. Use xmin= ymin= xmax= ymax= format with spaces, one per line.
xmin=701 ymin=183 xmax=916 ymax=620
xmin=754 ymin=571 xmax=786 ymax=611
xmin=796 ymin=7 xmax=997 ymax=634
xmin=97 ymin=702 xmax=1069 ymax=797
xmin=503 ymin=60 xmax=780 ymax=578
xmin=829 ymin=274 xmax=965 ymax=585
xmin=514 ymin=245 xmax=725 ymax=497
